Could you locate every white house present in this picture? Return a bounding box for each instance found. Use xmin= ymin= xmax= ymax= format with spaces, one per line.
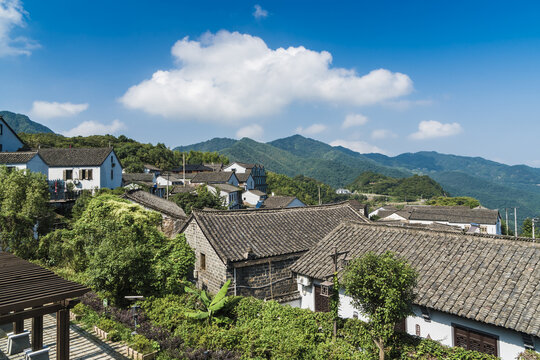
xmin=242 ymin=189 xmax=266 ymax=206
xmin=0 ymin=116 xmax=27 ymax=152
xmin=0 ymin=152 xmax=48 ymax=175
xmin=291 ymin=221 xmax=540 ymax=359
xmin=156 ymin=173 xmax=185 ymax=187
xmin=223 ymin=162 xmax=267 ymax=193
xmin=235 ymin=173 xmax=255 ymax=191
xmin=367 ymin=205 xmax=398 ymax=219
xmin=38 ymin=147 xmax=122 ymax=191
xmin=207 ymin=184 xmax=242 ymax=210
xmin=336 ymin=188 xmax=351 ymax=195
xmin=377 ymin=205 xmax=502 ymax=235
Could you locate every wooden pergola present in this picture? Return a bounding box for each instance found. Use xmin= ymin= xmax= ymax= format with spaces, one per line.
xmin=0 ymin=252 xmax=90 ymax=359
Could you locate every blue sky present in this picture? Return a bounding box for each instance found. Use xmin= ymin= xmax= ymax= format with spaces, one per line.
xmin=1 ymin=1 xmax=539 ymax=166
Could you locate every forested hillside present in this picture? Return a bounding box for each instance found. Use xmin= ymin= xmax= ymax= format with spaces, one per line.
xmin=347 ymin=171 xmax=447 ymax=200
xmin=0 ymin=111 xmax=54 ymax=134
xmin=19 ymin=133 xmax=228 ymax=173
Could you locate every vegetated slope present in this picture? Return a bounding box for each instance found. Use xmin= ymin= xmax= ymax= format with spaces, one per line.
xmin=19 ymin=133 xmax=228 ymax=173
xmin=0 ymin=110 xmax=54 ymax=134
xmin=430 ymin=171 xmax=540 ymax=225
xmin=177 ymin=135 xmax=411 ymax=187
xmin=363 ymin=151 xmax=540 ymax=187
xmin=348 ymin=171 xmax=447 ymax=200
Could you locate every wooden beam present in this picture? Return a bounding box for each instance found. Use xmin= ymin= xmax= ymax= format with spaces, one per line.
xmin=0 ymin=300 xmax=79 ymax=325
xmin=13 ymin=318 xmax=24 ymax=334
xmin=32 ymin=315 xmax=43 ymax=351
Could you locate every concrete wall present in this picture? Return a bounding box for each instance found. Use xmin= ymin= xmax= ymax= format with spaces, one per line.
xmin=183 ymin=220 xmax=228 ymax=294
xmin=26 ymin=155 xmax=48 ymax=176
xmin=0 ymin=120 xmax=24 ymax=152
xmin=242 ymin=190 xmax=262 ymax=206
xmin=408 ymin=220 xmax=499 ymax=235
xmin=296 ymin=283 xmax=538 ymax=359
xmin=99 ymin=151 xmax=122 ymax=189
xmin=49 ymin=166 xmax=102 ymax=191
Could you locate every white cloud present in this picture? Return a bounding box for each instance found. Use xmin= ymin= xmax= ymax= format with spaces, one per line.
xmin=0 ymin=0 xmax=39 ymax=57
xmin=30 ymin=101 xmax=89 ymax=119
xmin=371 ymin=129 xmax=397 ymax=140
xmin=330 ymin=139 xmax=387 ymax=155
xmin=253 ymin=4 xmax=268 ymax=19
xmin=296 ymin=123 xmax=326 ymax=135
xmin=236 ymin=124 xmax=263 ymax=140
xmin=62 ymin=119 xmax=125 ymax=137
xmin=120 ymin=31 xmax=413 ymax=123
xmin=409 ymin=120 xmax=463 ymax=140
xmin=342 ymin=113 xmax=368 ymax=129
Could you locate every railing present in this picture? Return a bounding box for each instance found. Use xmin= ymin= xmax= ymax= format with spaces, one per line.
xmin=48 ymin=180 xmax=81 ymax=201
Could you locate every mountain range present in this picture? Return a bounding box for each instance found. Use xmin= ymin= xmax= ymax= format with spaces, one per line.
xmin=176 ymin=135 xmax=540 ymax=224
xmin=0 ymin=111 xmax=54 ymax=134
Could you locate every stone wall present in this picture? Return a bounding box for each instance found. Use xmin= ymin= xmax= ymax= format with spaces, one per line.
xmin=183 ymin=220 xmax=228 ymax=294
xmin=161 ymin=214 xmax=184 ymax=238
xmin=231 ymin=256 xmax=299 ymax=300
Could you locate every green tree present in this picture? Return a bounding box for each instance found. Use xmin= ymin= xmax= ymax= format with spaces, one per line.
xmin=501 ymin=220 xmax=514 ymax=236
xmin=426 ymin=196 xmax=480 ymax=208
xmin=343 ymin=251 xmax=418 ymax=360
xmin=520 ymin=218 xmax=539 ymax=238
xmin=0 ymin=167 xmax=53 ymax=258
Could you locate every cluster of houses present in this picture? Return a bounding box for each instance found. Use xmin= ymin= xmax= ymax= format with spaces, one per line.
xmin=0 ymin=115 xmax=538 ymax=359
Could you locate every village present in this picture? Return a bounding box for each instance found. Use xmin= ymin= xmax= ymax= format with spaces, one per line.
xmin=0 ymin=113 xmax=538 ymax=360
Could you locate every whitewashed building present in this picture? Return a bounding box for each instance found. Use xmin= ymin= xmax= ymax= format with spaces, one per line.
xmin=39 ymin=147 xmax=122 ymax=191
xmin=0 ymin=152 xmax=48 ymax=175
xmin=0 ymin=116 xmax=27 ymax=152
xmin=377 ymin=205 xmax=502 ymax=235
xmin=291 ymin=221 xmax=540 ymax=359
xmin=242 ymin=189 xmax=266 ymax=206
xmin=207 ymin=184 xmax=243 ymax=210
xmin=223 ymin=162 xmax=267 ymax=193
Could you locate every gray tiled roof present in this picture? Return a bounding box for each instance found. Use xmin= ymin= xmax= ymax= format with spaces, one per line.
xmin=210 ymin=184 xmax=242 ymax=193
xmin=262 ymin=196 xmax=297 ymax=208
xmin=123 ymin=189 xmax=186 ymax=219
xmin=291 ymin=221 xmax=540 ymax=337
xmin=403 ymin=205 xmax=500 ymax=224
xmin=0 ymin=151 xmax=39 ymax=164
xmin=245 ymin=189 xmax=266 ymax=196
xmin=183 ymin=202 xmax=368 ymax=263
xmin=122 ymin=173 xmax=154 ymax=184
xmin=38 ymin=148 xmax=114 ymax=167
xmin=191 ymin=171 xmax=236 ymax=184
xmin=235 ymin=173 xmax=252 ymax=182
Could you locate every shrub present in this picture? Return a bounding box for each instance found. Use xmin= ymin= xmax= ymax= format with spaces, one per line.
xmin=130 ymin=334 xmax=159 ymax=354
xmin=71 ymin=303 xmax=88 ymax=316
xmin=97 ymin=318 xmax=118 ymax=333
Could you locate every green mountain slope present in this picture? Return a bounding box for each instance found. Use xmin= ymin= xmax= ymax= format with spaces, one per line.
xmin=176 ymin=136 xmax=411 ymax=187
xmin=0 ymin=111 xmax=54 ymax=134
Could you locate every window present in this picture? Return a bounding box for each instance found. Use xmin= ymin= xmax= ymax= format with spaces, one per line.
xmin=453 ymin=325 xmax=498 ymax=356
xmin=111 ymin=169 xmax=114 ymax=180
xmin=314 ymin=284 xmax=330 ymax=312
xmin=200 ymin=253 xmax=206 ymax=270
xmin=63 ymin=169 xmax=73 ymax=180
xmin=79 ymin=169 xmax=93 ymax=180
xmin=0 ymin=124 xmax=3 ymax=135
xmin=0 ymin=144 xmax=3 ymax=152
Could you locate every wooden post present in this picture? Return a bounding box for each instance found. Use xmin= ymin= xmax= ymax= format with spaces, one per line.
xmin=57 ymin=308 xmax=69 ymax=360
xmin=32 ymin=315 xmax=43 ymax=351
xmin=13 ymin=318 xmax=24 ymax=334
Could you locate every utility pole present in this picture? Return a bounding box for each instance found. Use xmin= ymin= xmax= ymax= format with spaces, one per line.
xmin=505 ymin=208 xmax=509 ymax=236
xmin=329 ymin=247 xmax=348 ymax=339
xmin=182 ymin=153 xmax=186 ymax=187
xmin=533 ymin=218 xmax=538 ymax=241
xmin=166 ymin=172 xmax=169 ymax=200
xmin=318 ymin=185 xmax=321 ymax=205
xmin=514 ymin=207 xmax=518 ymax=238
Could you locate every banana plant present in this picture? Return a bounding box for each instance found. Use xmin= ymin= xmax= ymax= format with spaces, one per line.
xmin=184 ymin=280 xmax=231 ymax=324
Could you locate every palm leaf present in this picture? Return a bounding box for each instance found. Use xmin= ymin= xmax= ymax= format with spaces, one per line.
xmin=201 ymin=290 xmax=211 ymax=307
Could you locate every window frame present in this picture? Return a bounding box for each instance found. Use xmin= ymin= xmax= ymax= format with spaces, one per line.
xmin=452 ymin=323 xmax=498 ymax=357
xmin=200 ymin=253 xmax=206 ymax=271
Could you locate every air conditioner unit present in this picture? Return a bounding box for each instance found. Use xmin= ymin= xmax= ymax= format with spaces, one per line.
xmin=73 ymin=179 xmax=80 ymax=185
xmin=296 ymin=275 xmax=311 ymax=287
xmin=193 ymin=270 xmax=198 ymax=279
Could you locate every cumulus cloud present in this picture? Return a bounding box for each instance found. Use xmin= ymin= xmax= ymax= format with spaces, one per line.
xmin=342 ymin=113 xmax=368 ymax=129
xmin=62 ymin=119 xmax=125 ymax=137
xmin=371 ymin=129 xmax=397 ymax=140
xmin=384 ymin=99 xmax=433 ymax=110
xmin=253 ymin=4 xmax=268 ymax=18
xmin=0 ymin=0 xmax=39 ymax=57
xmin=409 ymin=120 xmax=463 ymax=140
xmin=330 ymin=139 xmax=387 ymax=155
xmin=30 ymin=101 xmax=89 ymax=119
xmin=120 ymin=31 xmax=413 ymax=123
xmin=236 ymin=124 xmax=263 ymax=140
xmin=296 ymin=123 xmax=326 ymax=135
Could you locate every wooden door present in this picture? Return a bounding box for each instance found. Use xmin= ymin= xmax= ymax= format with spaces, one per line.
xmin=314 ymin=285 xmax=330 ymax=312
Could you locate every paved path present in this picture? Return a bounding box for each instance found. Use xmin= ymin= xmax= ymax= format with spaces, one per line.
xmin=0 ymin=314 xmax=129 ymax=360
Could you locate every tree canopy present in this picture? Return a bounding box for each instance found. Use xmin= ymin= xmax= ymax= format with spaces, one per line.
xmin=425 ymin=196 xmax=481 ymax=208
xmin=171 ymin=185 xmax=226 ymax=215
xmin=19 ymin=133 xmax=229 ymax=173
xmin=344 ymin=251 xmax=418 ymax=360
xmin=39 ymin=194 xmax=195 ymax=305
xmin=0 ymin=167 xmax=53 ymax=258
